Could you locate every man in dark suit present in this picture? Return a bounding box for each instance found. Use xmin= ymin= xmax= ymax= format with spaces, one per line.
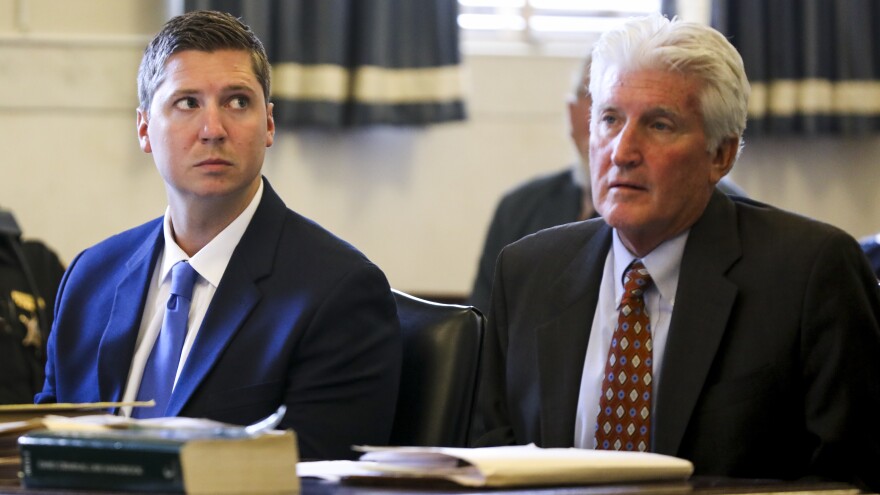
xmin=468 ymin=54 xmax=746 ymax=313
xmin=471 ymin=14 xmax=880 ymax=491
xmin=36 ymin=11 xmax=401 ymax=461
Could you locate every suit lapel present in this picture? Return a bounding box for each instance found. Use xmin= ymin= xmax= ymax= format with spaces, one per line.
xmin=166 ymin=179 xmax=284 ymax=416
xmin=535 ymin=223 xmax=612 ymax=446
xmin=653 ymin=191 xmax=741 ymax=455
xmin=96 ymin=222 xmax=164 ymax=406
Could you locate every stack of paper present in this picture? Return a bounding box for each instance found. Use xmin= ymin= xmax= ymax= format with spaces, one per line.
xmin=0 ymin=401 xmax=152 ymax=485
xmin=298 ymin=444 xmax=694 ymax=488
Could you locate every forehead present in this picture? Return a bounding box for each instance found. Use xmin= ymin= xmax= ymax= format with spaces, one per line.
xmin=157 ymin=49 xmax=260 ymax=94
xmin=595 ymin=68 xmax=702 ymax=115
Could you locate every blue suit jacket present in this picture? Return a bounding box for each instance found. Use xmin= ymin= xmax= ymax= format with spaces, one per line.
xmin=37 ymin=179 xmax=402 ymax=460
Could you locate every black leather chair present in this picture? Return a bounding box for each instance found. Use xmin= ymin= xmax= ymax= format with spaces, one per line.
xmin=389 ymin=289 xmax=485 ymax=447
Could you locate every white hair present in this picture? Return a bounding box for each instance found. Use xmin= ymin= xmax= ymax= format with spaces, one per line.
xmin=589 ymin=14 xmax=750 ymax=153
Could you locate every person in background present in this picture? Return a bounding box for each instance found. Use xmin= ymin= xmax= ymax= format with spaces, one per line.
xmin=36 ymin=11 xmax=401 ymax=461
xmin=468 ymin=53 xmax=746 ymax=313
xmin=859 ymin=233 xmax=880 ymax=278
xmin=0 ymin=209 xmax=65 ymax=404
xmin=471 ymin=14 xmax=880 ymax=491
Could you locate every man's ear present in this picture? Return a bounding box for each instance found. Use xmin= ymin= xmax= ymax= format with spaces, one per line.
xmin=710 ymin=136 xmax=739 ymax=183
xmin=265 ymin=102 xmax=275 ymax=148
xmin=136 ymin=108 xmax=151 ymax=153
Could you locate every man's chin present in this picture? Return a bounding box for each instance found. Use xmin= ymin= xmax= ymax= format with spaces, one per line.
xmin=597 ymin=202 xmax=650 ymax=225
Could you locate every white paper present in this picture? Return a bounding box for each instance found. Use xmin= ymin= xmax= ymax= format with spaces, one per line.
xmin=301 ymin=444 xmax=694 ymax=488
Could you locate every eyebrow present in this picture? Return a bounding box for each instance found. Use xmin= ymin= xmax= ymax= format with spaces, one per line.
xmin=167 ymin=84 xmax=258 ymax=99
xmin=223 ymin=84 xmax=258 ymax=95
xmin=641 ymin=107 xmax=681 ymax=121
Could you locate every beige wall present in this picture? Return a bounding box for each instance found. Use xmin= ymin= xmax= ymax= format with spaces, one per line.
xmin=2 ymin=0 xmax=880 ymax=298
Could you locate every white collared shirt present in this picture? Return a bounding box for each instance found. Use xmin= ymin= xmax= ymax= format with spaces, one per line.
xmin=573 ymin=228 xmax=688 ymax=448
xmin=120 ymin=181 xmax=264 ymax=416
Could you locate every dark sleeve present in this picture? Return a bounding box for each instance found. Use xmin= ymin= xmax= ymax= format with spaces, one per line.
xmin=35 ymin=249 xmax=83 ymax=405
xmin=800 ymin=231 xmax=880 ymax=491
xmin=281 ymin=262 xmax=402 ymax=461
xmin=469 ymin=246 xmax=517 ymax=447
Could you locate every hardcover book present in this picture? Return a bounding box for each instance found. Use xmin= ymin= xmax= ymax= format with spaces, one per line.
xmin=19 ymin=427 xmax=299 ymax=494
xmin=0 ymin=401 xmax=153 ymax=485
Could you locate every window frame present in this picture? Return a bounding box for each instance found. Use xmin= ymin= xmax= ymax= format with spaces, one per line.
xmin=457 ymin=0 xmax=663 ymax=56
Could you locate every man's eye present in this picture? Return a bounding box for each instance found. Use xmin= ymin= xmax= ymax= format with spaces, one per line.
xmin=651 ymin=121 xmax=672 ymax=131
xmin=174 ymin=97 xmax=198 ymax=110
xmin=601 ymin=115 xmax=617 ymax=125
xmin=229 ymin=96 xmax=249 ymax=109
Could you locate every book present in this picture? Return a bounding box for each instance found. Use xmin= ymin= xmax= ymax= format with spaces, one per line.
xmin=297 ymin=444 xmax=694 ymax=488
xmin=0 ymin=401 xmax=153 ymax=485
xmin=18 ymin=427 xmax=300 ymax=494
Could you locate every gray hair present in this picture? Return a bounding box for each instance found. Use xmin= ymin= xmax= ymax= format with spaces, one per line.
xmin=572 ymin=51 xmax=592 ymax=99
xmin=137 ymin=10 xmax=271 ymax=114
xmin=589 ymin=14 xmax=749 ymax=152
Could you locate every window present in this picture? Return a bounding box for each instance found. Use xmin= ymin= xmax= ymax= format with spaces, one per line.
xmin=458 ymin=0 xmax=662 ymax=54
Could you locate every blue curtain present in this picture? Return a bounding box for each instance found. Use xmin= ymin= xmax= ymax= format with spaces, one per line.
xmin=185 ymin=0 xmax=467 ymax=128
xmin=713 ymin=0 xmax=880 ymax=136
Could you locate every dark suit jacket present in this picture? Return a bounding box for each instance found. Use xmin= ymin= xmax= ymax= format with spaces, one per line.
xmin=472 ymin=191 xmax=880 ymax=491
xmin=1 ymin=237 xmax=65 ymax=404
xmin=468 ymin=168 xmax=748 ymax=313
xmin=36 ymin=178 xmax=402 ymax=461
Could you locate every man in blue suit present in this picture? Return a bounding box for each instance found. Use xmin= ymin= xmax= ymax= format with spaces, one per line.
xmin=36 ymin=10 xmax=402 ymax=461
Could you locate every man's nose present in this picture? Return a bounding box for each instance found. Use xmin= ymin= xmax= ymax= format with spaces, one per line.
xmin=199 ymin=105 xmax=227 ymax=143
xmin=611 ymin=123 xmax=642 ymax=168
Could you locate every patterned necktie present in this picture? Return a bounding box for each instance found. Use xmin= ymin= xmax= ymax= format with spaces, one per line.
xmin=134 ymin=261 xmax=199 ymax=419
xmin=595 ymin=260 xmax=654 ymax=452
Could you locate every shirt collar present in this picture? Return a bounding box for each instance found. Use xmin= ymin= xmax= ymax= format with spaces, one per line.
xmin=611 ymin=228 xmax=689 ymax=305
xmin=159 ymin=180 xmax=264 ymax=288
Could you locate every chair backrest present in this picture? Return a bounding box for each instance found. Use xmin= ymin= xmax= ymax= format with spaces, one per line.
xmin=390 ymin=289 xmax=485 ymax=447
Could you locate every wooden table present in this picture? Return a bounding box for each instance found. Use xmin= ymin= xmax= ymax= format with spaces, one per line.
xmin=0 ymin=476 xmax=864 ymax=495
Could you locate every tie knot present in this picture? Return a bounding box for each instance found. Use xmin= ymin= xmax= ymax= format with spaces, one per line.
xmin=170 ymin=261 xmax=199 ymax=300
xmin=623 ymin=260 xmax=652 ymax=299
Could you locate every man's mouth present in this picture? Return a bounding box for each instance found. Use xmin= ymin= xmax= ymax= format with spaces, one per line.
xmin=196 ymin=158 xmax=233 ymax=167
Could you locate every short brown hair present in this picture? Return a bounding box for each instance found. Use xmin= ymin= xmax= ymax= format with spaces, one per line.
xmin=137 ymin=10 xmax=271 ymax=113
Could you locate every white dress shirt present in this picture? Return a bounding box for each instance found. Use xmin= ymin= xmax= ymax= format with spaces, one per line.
xmin=120 ymin=182 xmax=264 ymax=417
xmin=573 ymin=228 xmax=688 ymax=448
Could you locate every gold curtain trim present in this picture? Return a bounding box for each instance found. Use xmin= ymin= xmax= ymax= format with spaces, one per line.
xmin=749 ymin=79 xmax=880 ymax=118
xmin=272 ymin=63 xmax=350 ymax=101
xmin=271 ymin=63 xmax=466 ymax=104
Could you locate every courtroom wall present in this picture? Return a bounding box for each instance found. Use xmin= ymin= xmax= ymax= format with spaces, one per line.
xmin=2 ymin=0 xmax=879 ymax=297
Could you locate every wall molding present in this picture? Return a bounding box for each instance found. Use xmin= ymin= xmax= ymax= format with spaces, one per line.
xmin=0 ymin=33 xmax=151 ymax=49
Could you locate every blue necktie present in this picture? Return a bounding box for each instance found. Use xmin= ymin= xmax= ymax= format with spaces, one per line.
xmin=133 ymin=261 xmax=199 ymax=418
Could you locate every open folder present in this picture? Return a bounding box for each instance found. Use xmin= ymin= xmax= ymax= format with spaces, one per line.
xmin=298 ymin=444 xmax=694 ymax=488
